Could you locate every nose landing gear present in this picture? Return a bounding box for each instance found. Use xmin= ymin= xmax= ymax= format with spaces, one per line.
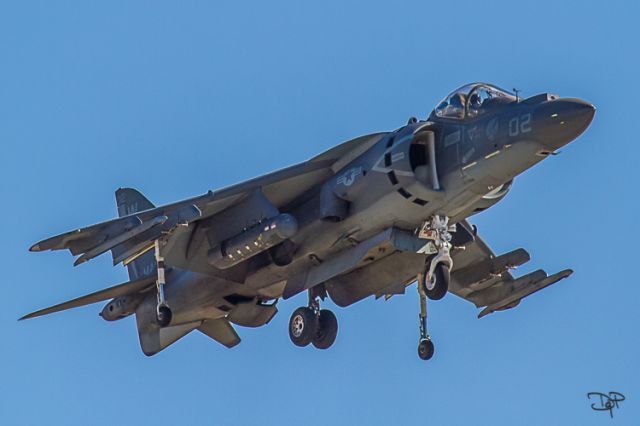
xmin=288 ymin=287 xmax=338 ymax=350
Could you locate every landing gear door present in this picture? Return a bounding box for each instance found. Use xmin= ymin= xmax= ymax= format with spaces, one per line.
xmin=459 ymin=122 xmax=482 ymax=179
xmin=439 ymin=126 xmax=463 ymax=178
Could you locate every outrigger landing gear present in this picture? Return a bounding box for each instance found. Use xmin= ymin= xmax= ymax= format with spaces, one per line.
xmin=154 ymin=239 xmax=172 ymax=327
xmin=288 ymin=286 xmax=338 ymax=350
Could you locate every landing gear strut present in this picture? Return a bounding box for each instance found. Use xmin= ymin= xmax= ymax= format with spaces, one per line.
xmin=415 ymin=215 xmax=455 ymax=360
xmin=288 ymin=287 xmax=338 ymax=350
xmin=417 ymin=215 xmax=454 ymax=301
xmin=154 ymin=239 xmax=172 ymax=327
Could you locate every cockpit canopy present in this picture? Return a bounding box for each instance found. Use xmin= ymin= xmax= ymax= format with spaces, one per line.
xmin=434 ymin=83 xmax=517 ymax=120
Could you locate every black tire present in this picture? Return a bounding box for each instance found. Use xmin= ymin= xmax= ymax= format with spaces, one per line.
xmin=312 ymin=309 xmax=338 ymax=349
xmin=288 ymin=307 xmax=318 ymax=347
xmin=425 ymin=262 xmax=450 ymax=301
xmin=418 ymin=339 xmax=435 ymax=360
xmin=156 ymin=305 xmax=172 ymax=327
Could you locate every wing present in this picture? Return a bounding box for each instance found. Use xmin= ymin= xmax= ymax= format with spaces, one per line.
xmin=19 ymin=274 xmax=156 ymax=320
xmin=30 ymin=132 xmax=388 ymax=269
xmin=448 ymin=220 xmax=572 ymax=318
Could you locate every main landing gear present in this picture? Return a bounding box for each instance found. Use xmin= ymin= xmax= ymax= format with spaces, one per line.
xmin=154 ymin=239 xmax=172 ymax=327
xmin=288 ymin=287 xmax=338 ymax=350
xmin=415 ymin=215 xmax=455 ymax=361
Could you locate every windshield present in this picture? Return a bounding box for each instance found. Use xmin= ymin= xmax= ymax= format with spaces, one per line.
xmin=434 ymin=83 xmax=516 ymax=120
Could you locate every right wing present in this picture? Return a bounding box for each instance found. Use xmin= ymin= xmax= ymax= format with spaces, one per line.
xmin=19 ymin=274 xmax=156 ymax=320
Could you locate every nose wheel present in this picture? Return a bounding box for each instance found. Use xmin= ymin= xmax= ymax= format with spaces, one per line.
xmin=288 ymin=288 xmax=338 ymax=350
xmin=156 ymin=305 xmax=172 ymax=327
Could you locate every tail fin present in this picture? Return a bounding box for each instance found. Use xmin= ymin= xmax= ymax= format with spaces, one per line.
xmin=116 ymin=187 xmax=155 ymax=217
xmin=115 ymin=188 xmax=157 ymax=280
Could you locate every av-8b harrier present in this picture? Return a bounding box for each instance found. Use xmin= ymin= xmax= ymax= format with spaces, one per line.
xmin=23 ymin=83 xmax=595 ymax=360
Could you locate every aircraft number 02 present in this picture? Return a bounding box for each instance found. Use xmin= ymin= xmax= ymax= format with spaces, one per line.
xmin=508 ymin=113 xmax=532 ymax=137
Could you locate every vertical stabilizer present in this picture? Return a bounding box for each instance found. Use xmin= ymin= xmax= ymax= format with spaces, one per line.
xmin=115 ymin=188 xmax=156 ymax=280
xmin=116 ymin=187 xmax=155 ymax=217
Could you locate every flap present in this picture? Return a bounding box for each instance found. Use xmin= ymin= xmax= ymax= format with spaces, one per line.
xmin=477 ymin=269 xmax=573 ymax=318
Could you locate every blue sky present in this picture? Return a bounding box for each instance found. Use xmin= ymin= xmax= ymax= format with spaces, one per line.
xmin=1 ymin=1 xmax=638 ymax=424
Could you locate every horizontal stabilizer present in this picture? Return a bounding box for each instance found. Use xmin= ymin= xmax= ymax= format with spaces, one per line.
xmin=478 ymin=269 xmax=573 ymax=318
xmin=198 ymin=319 xmax=241 ymax=348
xmin=138 ymin=321 xmax=201 ymax=357
xmin=19 ymin=274 xmax=156 ymax=320
xmin=134 ymin=293 xmax=200 ymax=356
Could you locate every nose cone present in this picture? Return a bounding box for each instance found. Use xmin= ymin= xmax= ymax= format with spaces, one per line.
xmin=534 ymin=98 xmax=595 ymax=149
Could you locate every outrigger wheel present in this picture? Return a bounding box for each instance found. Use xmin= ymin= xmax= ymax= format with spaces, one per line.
xmin=156 ymin=305 xmax=172 ymax=327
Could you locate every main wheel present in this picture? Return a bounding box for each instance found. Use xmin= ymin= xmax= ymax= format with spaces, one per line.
xmin=312 ymin=309 xmax=338 ymax=349
xmin=418 ymin=339 xmax=435 ymax=360
xmin=289 ymin=307 xmax=318 ymax=347
xmin=156 ymin=305 xmax=172 ymax=327
xmin=425 ymin=262 xmax=450 ymax=301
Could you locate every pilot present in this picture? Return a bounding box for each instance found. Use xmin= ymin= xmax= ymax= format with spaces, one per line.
xmin=468 ymin=92 xmax=482 ymax=116
xmin=469 ymin=92 xmax=481 ymax=108
xmin=449 ymin=93 xmax=465 ymax=118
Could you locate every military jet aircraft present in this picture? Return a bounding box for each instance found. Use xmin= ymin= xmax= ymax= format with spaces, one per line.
xmin=22 ymin=83 xmax=595 ymax=360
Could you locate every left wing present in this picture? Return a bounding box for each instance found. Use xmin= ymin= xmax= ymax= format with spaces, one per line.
xmin=448 ymin=220 xmax=572 ymax=317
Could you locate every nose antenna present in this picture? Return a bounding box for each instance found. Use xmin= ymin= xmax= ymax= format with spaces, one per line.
xmin=513 ymin=88 xmax=520 ymax=102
